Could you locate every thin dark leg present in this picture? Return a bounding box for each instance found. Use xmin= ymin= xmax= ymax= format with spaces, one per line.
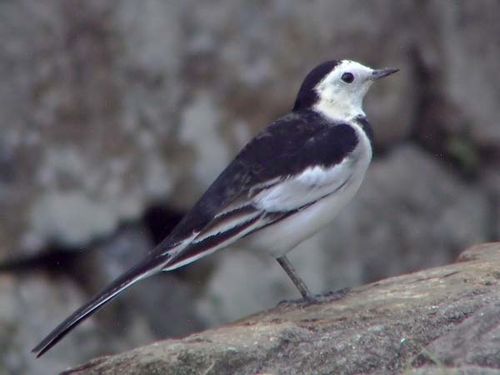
xmin=276 ymin=256 xmax=313 ymax=300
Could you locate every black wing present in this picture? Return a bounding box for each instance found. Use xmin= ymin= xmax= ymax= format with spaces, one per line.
xmin=163 ymin=109 xmax=360 ymax=266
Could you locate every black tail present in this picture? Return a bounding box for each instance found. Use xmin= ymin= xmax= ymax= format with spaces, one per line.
xmin=32 ymin=254 xmax=167 ymax=357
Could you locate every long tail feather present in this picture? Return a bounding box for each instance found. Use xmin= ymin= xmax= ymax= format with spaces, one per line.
xmin=32 ymin=254 xmax=167 ymax=357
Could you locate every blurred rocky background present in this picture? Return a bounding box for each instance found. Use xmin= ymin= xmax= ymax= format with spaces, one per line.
xmin=0 ymin=0 xmax=498 ymax=374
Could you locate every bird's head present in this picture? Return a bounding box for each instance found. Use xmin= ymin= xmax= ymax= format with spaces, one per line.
xmin=293 ymin=59 xmax=398 ymax=120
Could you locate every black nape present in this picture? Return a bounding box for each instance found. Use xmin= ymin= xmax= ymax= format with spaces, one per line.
xmin=293 ymin=60 xmax=340 ymax=111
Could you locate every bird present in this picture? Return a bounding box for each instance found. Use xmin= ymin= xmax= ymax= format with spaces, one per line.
xmin=33 ymin=59 xmax=398 ymax=357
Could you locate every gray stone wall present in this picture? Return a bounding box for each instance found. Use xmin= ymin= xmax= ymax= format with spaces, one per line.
xmin=0 ymin=1 xmax=498 ymax=373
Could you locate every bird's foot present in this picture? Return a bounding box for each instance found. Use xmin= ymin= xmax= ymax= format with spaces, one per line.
xmin=277 ymin=297 xmax=310 ymax=307
xmin=314 ymin=287 xmax=351 ymax=302
xmin=277 ymin=287 xmax=350 ymax=307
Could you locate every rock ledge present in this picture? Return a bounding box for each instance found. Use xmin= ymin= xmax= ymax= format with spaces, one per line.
xmin=64 ymin=243 xmax=500 ymax=375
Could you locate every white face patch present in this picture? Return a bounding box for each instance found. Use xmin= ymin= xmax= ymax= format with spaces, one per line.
xmin=314 ymin=60 xmax=375 ymax=120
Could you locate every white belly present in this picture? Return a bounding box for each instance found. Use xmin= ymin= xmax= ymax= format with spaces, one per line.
xmin=242 ymin=167 xmax=363 ymax=257
xmin=243 ymin=125 xmax=372 ymax=257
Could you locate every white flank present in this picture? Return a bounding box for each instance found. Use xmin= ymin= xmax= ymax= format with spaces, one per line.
xmin=254 ymin=158 xmax=354 ymax=212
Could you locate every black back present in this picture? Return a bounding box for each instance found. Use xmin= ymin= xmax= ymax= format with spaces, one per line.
xmin=165 ymin=109 xmax=358 ymax=246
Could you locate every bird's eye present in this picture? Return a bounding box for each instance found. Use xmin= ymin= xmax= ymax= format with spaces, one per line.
xmin=341 ymin=72 xmax=354 ymax=83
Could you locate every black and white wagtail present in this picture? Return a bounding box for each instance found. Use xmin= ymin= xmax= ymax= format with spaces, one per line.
xmin=33 ymin=59 xmax=398 ymax=357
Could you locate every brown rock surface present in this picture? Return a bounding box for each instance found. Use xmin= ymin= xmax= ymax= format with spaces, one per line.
xmin=63 ymin=242 xmax=500 ymax=375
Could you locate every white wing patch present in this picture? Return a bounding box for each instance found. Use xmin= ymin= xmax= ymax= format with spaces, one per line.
xmin=163 ymin=216 xmax=266 ymax=270
xmin=191 ymin=209 xmax=261 ymax=244
xmin=188 ymin=159 xmax=355 ymax=247
xmin=162 ymin=147 xmax=361 ymax=270
xmin=161 ymin=232 xmax=198 ymax=256
xmin=254 ymin=156 xmax=355 ymax=212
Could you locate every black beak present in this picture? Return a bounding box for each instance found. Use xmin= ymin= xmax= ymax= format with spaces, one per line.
xmin=370 ymin=68 xmax=399 ymax=80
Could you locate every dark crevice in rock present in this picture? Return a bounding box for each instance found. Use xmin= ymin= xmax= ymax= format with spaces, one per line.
xmin=409 ymin=46 xmax=482 ymax=182
xmin=0 ymin=244 xmax=87 ymax=275
xmin=485 ymin=190 xmax=500 ymax=243
xmin=0 ymin=202 xmax=186 ymax=278
xmin=141 ymin=203 xmax=184 ymax=246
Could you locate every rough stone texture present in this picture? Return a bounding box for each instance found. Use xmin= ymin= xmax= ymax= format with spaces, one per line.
xmin=0 ymin=273 xmax=154 ymax=375
xmin=0 ymin=225 xmax=207 ymax=375
xmin=0 ymin=1 xmax=499 ymax=374
xmin=62 ymin=243 xmax=500 ymax=374
xmin=409 ymin=367 xmax=500 ymax=375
